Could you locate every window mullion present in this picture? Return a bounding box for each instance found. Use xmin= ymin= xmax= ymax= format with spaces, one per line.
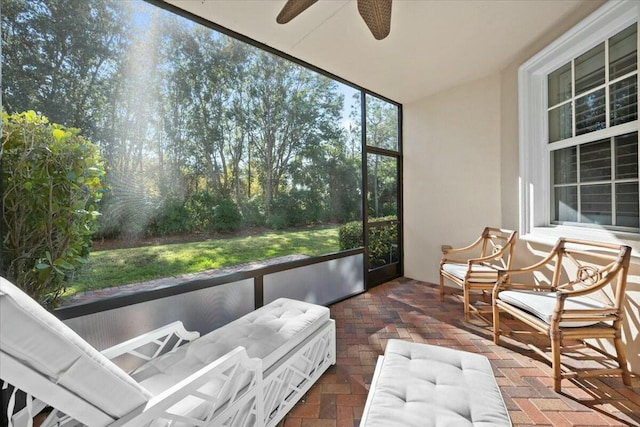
xmin=605 ymin=37 xmax=611 ymax=130
xmin=577 ymin=144 xmax=582 ymax=223
xmin=611 ymin=137 xmax=616 ymax=225
xmin=571 ymin=59 xmax=576 ymax=139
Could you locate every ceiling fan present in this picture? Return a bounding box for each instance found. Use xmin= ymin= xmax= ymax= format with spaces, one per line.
xmin=276 ymin=0 xmax=392 ymax=40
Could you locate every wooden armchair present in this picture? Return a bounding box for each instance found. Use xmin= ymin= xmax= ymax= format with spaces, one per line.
xmin=440 ymin=227 xmax=517 ymax=321
xmin=492 ymin=238 xmax=632 ymax=392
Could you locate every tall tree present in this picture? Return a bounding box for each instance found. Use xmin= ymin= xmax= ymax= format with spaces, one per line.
xmin=96 ymin=4 xmax=168 ymax=237
xmin=163 ymin=28 xmax=250 ymax=200
xmin=1 ymin=0 xmax=130 ymax=142
xmin=246 ymin=53 xmax=343 ymax=214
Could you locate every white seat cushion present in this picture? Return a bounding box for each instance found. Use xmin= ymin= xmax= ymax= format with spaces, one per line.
xmin=132 ymin=298 xmax=329 ymax=394
xmin=498 ymin=290 xmax=607 ymax=327
xmin=362 ymin=339 xmax=510 ymax=427
xmin=0 ymin=277 xmax=151 ymax=419
xmin=442 ymin=262 xmax=498 ymax=283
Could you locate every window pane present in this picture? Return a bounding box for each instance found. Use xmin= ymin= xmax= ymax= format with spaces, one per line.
xmin=552 ymin=147 xmax=577 ymax=184
xmin=548 ymin=103 xmax=572 ymax=143
xmin=368 ymin=223 xmax=399 ymax=269
xmin=610 ymin=76 xmax=638 ymax=126
xmin=365 ymin=94 xmax=398 ymax=151
xmin=367 ymin=154 xmax=397 ymax=218
xmin=615 ymin=132 xmax=638 ymax=179
xmin=575 ymin=89 xmax=606 ymax=135
xmin=1 ymin=0 xmax=369 ymax=297
xmin=575 ymin=42 xmax=605 ymax=95
xmin=580 ymin=139 xmax=611 ymax=182
xmin=616 ymin=182 xmax=639 ymax=228
xmin=554 ymin=186 xmax=578 ymax=222
xmin=548 ymin=62 xmax=572 ymax=106
xmin=580 ymin=184 xmax=612 ymax=224
xmin=610 ymin=24 xmax=638 ymax=80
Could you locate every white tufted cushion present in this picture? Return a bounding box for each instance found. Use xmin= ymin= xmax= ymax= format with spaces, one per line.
xmin=0 ymin=277 xmax=151 ymax=419
xmin=132 ymin=298 xmax=329 ymax=394
xmin=498 ymin=290 xmax=607 ymax=327
xmin=442 ymin=263 xmax=498 ymax=283
xmin=362 ymin=339 xmax=511 ymax=427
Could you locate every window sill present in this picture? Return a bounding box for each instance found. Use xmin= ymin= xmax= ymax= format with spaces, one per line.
xmin=522 ymin=225 xmax=640 ymax=261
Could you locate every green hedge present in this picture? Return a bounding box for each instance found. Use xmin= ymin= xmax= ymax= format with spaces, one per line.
xmin=2 ymin=110 xmax=106 ymax=305
xmin=338 ymin=216 xmax=398 ymax=267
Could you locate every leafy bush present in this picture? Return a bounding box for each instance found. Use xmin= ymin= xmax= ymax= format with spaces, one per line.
xmin=368 ymin=221 xmax=399 ymax=268
xmin=241 ymin=195 xmax=266 ymax=227
xmin=338 ymin=220 xmax=363 ymax=251
xmin=148 ymin=196 xmax=192 ymax=236
xmin=185 ymin=190 xmax=217 ymax=232
xmin=266 ymin=213 xmax=288 ymax=230
xmin=1 ymin=110 xmax=106 ymax=305
xmin=291 ymin=188 xmax=325 ymax=223
xmin=267 ymin=191 xmax=327 ymax=229
xmin=212 ymin=198 xmax=242 ymax=233
xmin=268 ymin=193 xmax=303 ymax=228
xmin=93 ymin=173 xmax=154 ymax=239
xmin=338 ymin=216 xmax=398 ymax=267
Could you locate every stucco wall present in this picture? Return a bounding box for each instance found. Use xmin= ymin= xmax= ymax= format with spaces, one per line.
xmin=403 ymin=73 xmax=502 ymax=283
xmin=402 ymin=0 xmax=639 ymax=373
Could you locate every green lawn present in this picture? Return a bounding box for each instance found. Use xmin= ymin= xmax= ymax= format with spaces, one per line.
xmin=66 ymin=226 xmax=339 ymax=296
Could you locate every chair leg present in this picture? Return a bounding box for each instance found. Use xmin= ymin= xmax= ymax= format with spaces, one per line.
xmin=492 ymin=304 xmax=500 ymax=344
xmin=463 ymin=286 xmax=470 ymax=322
xmin=439 ymin=273 xmax=445 ymax=302
xmin=481 ymin=290 xmax=489 ymax=303
xmin=550 ymin=332 xmax=562 ymax=392
xmin=614 ymin=335 xmax=632 ymax=386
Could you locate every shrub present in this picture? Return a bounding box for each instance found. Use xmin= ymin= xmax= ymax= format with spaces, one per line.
xmin=367 ymin=221 xmax=399 ymax=268
xmin=148 ymin=196 xmax=192 ymax=236
xmin=338 ymin=220 xmax=363 ymax=251
xmin=1 ymin=110 xmax=106 ymax=305
xmin=290 ymin=188 xmax=325 ymax=223
xmin=241 ymin=195 xmax=266 ymax=227
xmin=266 ymin=213 xmax=288 ymax=230
xmin=268 ymin=193 xmax=302 ymax=228
xmin=338 ymin=216 xmax=398 ymax=267
xmin=212 ymin=198 xmax=242 ymax=233
xmin=185 ymin=190 xmax=217 ymax=232
xmin=267 ymin=191 xmax=325 ymax=229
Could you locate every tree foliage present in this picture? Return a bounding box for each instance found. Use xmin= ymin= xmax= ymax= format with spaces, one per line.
xmin=1 ymin=110 xmax=106 ymax=305
xmin=0 ymin=0 xmax=400 ymax=247
xmin=1 ymin=0 xmax=130 ymax=139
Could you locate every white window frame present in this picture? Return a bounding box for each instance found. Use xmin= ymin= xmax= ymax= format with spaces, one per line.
xmin=518 ymin=0 xmax=639 ymax=250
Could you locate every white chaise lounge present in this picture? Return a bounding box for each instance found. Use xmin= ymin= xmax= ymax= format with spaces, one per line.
xmin=0 ymin=277 xmax=336 ymax=427
xmin=360 ymin=339 xmax=511 ymax=427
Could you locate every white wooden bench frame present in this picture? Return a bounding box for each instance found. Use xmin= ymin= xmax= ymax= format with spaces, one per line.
xmin=4 ymin=316 xmax=336 ymax=427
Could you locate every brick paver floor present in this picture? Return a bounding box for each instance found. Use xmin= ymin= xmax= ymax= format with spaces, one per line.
xmin=278 ymin=277 xmax=640 ymax=427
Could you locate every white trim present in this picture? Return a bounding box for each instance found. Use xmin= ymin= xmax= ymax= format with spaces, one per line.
xmin=518 ymin=0 xmax=639 ymax=247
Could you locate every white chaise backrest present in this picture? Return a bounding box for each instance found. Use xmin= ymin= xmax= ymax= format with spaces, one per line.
xmin=0 ymin=277 xmax=152 ymax=422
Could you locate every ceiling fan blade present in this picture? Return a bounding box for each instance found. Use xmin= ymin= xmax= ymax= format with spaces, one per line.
xmin=276 ymin=0 xmax=319 ymax=24
xmin=357 ymin=0 xmax=392 ymax=40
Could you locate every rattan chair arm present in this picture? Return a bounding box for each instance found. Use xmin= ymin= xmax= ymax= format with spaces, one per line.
xmin=495 ymin=245 xmax=561 ymax=279
xmin=441 ymin=235 xmax=485 ymax=256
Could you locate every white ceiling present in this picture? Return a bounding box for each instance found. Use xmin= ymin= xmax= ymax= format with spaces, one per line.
xmin=166 ymin=0 xmax=594 ymax=104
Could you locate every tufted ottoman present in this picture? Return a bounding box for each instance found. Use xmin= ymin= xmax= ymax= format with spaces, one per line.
xmin=360 ymin=339 xmax=511 ymax=426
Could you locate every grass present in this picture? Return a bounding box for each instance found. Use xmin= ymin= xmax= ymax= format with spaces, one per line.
xmin=66 ymin=226 xmax=340 ymax=296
